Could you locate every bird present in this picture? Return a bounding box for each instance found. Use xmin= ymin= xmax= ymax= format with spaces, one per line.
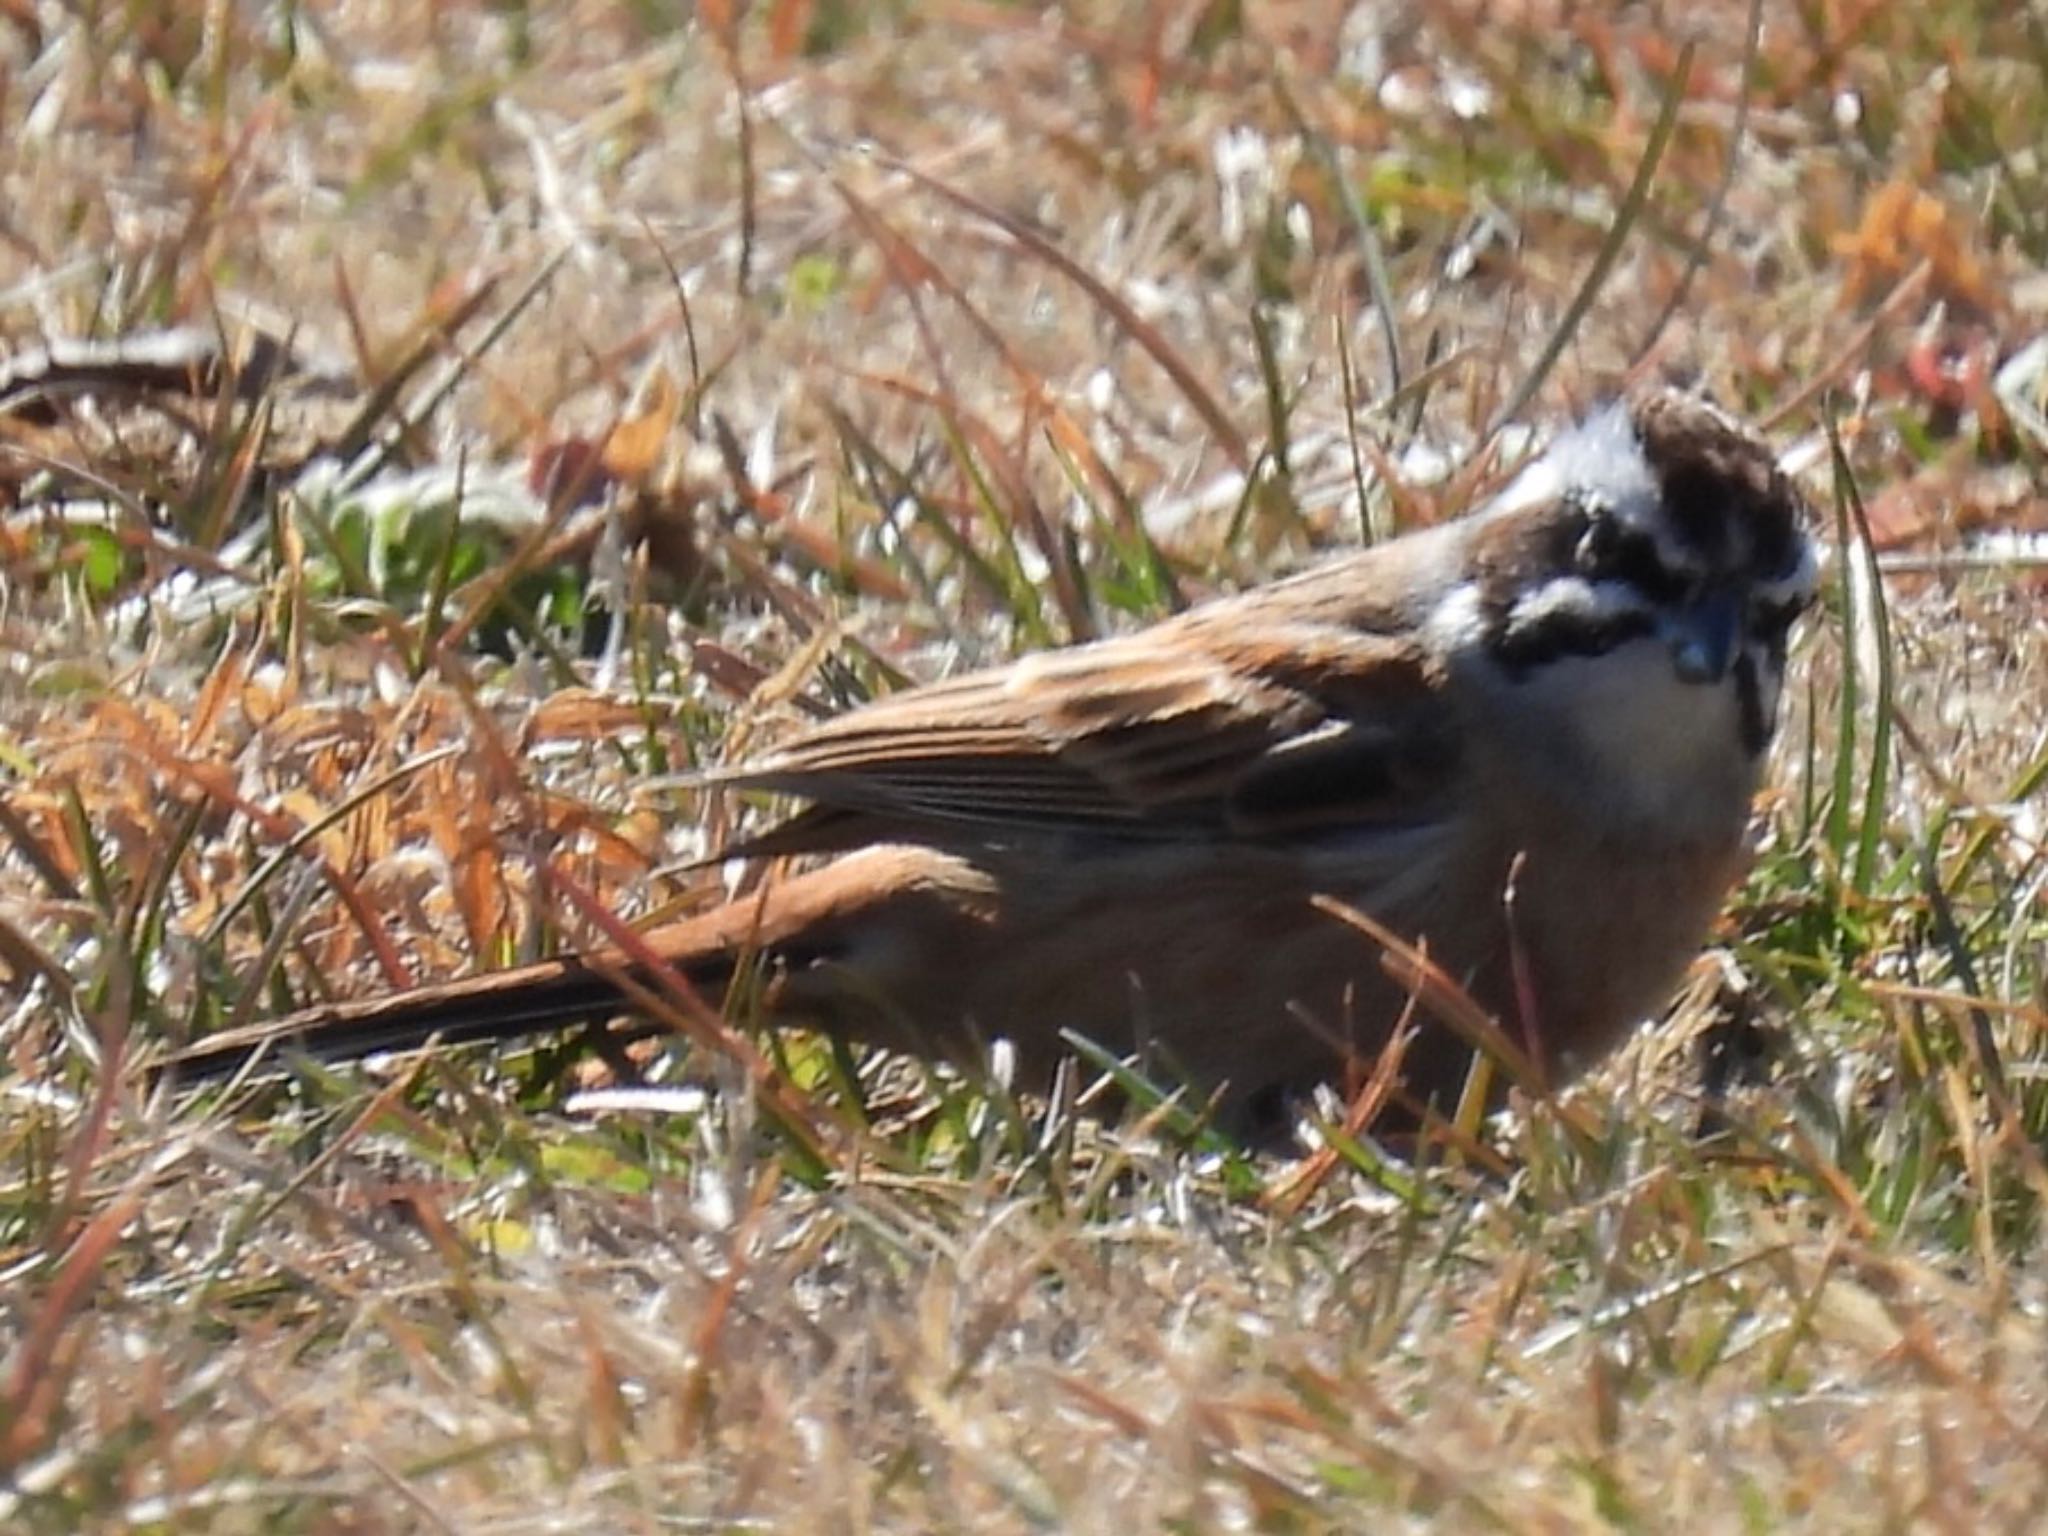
xmin=165 ymin=388 xmax=1817 ymax=1136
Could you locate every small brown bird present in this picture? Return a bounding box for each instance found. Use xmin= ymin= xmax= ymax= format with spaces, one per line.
xmin=169 ymin=389 xmax=1816 ymax=1132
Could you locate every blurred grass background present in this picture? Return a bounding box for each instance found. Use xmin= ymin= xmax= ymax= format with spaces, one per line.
xmin=3 ymin=1 xmax=2048 ymax=1528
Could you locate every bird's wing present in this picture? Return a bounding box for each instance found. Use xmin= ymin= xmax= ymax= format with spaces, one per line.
xmin=713 ymin=614 xmax=1462 ymax=848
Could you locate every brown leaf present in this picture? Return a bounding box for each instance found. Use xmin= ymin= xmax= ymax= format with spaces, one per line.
xmin=600 ymin=369 xmax=681 ymax=482
xmin=1832 ymin=181 xmax=1997 ymax=314
xmin=529 ymin=689 xmax=645 ymax=741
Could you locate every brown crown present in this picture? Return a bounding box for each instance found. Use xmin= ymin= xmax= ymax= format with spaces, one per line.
xmin=1628 ymin=388 xmax=1809 ymax=583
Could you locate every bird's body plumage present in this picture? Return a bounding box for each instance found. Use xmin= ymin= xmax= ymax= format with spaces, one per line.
xmin=168 ymin=389 xmax=1815 ymax=1132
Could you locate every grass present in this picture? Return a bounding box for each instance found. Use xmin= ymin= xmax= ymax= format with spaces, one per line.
xmin=4 ymin=0 xmax=2048 ymax=1528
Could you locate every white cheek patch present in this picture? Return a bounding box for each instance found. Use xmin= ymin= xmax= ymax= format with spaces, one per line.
xmin=1423 ymin=582 xmax=1489 ymax=656
xmin=1504 ymin=575 xmax=1652 ymax=636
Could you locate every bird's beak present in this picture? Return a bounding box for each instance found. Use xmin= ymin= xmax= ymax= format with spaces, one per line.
xmin=1663 ymin=586 xmax=1742 ymax=684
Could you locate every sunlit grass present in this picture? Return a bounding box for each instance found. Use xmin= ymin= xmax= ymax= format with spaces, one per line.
xmin=3 ymin=0 xmax=2046 ymax=1527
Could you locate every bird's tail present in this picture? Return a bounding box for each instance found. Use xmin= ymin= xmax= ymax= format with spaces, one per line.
xmin=157 ymin=846 xmax=988 ymax=1087
xmin=161 ymin=945 xmax=712 ymax=1084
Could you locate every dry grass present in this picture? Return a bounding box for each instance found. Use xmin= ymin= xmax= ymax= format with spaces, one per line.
xmin=4 ymin=1 xmax=2048 ymax=1529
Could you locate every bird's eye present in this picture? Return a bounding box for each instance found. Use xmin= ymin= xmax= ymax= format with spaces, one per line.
xmin=1570 ymin=514 xmax=1701 ymax=606
xmin=1573 ymin=516 xmax=1619 ymax=577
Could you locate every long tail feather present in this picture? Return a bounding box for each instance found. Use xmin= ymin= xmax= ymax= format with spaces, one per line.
xmin=160 ymin=945 xmax=719 ymax=1083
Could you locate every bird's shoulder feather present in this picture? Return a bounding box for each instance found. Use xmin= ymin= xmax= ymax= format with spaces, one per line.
xmin=715 ymin=568 xmax=1464 ymax=853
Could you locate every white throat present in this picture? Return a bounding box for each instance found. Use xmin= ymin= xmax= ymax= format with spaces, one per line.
xmin=1479 ymin=637 xmax=1757 ymax=838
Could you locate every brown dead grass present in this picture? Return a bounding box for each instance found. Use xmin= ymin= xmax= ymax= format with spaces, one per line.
xmin=5 ymin=1 xmax=2048 ymax=1529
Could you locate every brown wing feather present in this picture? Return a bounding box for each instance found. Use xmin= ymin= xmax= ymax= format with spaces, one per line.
xmin=713 ymin=609 xmax=1460 ymax=848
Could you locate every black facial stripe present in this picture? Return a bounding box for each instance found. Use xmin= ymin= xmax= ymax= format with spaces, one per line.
xmin=1490 ymin=608 xmax=1656 ymax=678
xmin=1605 ymin=530 xmax=1692 ymax=604
xmin=1752 ymin=598 xmax=1804 ymax=644
xmin=1756 ymin=550 xmax=1818 ymax=611
xmin=1743 ymin=500 xmax=1801 ymax=581
xmin=1575 ymin=514 xmax=1813 ymax=642
xmin=1659 ymin=462 xmax=1737 ymax=563
xmin=1565 ymin=499 xmax=1699 ymax=604
xmin=1732 ymin=651 xmax=1770 ymax=756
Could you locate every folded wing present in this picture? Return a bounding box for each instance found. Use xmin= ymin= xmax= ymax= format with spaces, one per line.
xmin=713 ymin=615 xmax=1462 ymax=851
